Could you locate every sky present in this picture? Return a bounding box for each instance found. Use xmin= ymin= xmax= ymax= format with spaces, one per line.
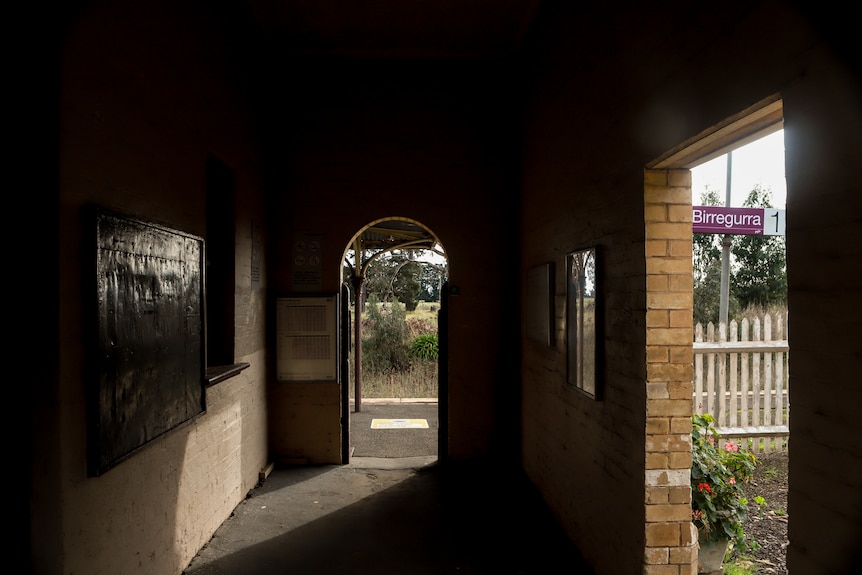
xmin=690 ymin=129 xmax=786 ymax=209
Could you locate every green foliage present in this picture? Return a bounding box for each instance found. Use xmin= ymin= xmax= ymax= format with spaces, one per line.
xmin=730 ymin=187 xmax=787 ymax=309
xmin=693 ymin=187 xmax=723 ymax=286
xmin=731 ymin=235 xmax=787 ymax=309
xmin=392 ymin=260 xmax=422 ymax=311
xmin=409 ymin=333 xmax=439 ymax=361
xmin=350 ymin=301 xmax=439 ymax=399
xmin=753 ymin=495 xmax=767 ymax=518
xmin=361 ymin=297 xmax=411 ymax=374
xmin=723 ymin=562 xmax=758 ymax=575
xmin=356 ymin=250 xmax=445 ymax=311
xmin=693 ymin=187 xmax=736 ymax=325
xmin=419 ymin=263 xmax=446 ymax=301
xmin=694 ymin=259 xmax=741 ymax=326
xmin=691 ymin=414 xmax=759 ymax=551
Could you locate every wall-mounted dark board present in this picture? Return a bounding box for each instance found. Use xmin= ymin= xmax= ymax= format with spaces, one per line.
xmin=90 ymin=209 xmax=205 ymax=476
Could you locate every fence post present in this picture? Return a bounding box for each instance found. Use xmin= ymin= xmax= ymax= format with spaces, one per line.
xmin=763 ymin=314 xmax=774 ymax=453
xmin=776 ymin=312 xmax=786 ymax=433
xmin=706 ymin=322 xmax=716 ymax=417
xmin=729 ymin=320 xmax=738 ymax=428
xmin=741 ymin=318 xmax=750 ymax=428
xmin=752 ymin=317 xmax=762 ymax=453
xmin=695 ymin=322 xmax=704 ymax=413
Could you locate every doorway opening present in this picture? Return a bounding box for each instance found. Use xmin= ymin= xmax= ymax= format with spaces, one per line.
xmin=647 ymin=95 xmax=790 ymax=573
xmin=340 ymin=217 xmax=448 ymax=464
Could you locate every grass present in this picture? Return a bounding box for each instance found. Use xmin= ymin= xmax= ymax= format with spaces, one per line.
xmin=349 ymin=301 xmax=440 ymax=399
xmin=723 ymin=560 xmax=758 ymax=575
xmin=348 ymin=360 xmax=438 ymax=399
xmin=409 ymin=300 xmax=441 ymax=323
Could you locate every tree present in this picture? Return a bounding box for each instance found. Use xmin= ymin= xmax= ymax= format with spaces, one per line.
xmin=362 ymin=295 xmax=411 ymax=373
xmin=693 ymin=187 xmax=739 ymax=324
xmin=391 ymin=259 xmax=422 ymax=311
xmin=694 ymin=259 xmax=740 ymax=326
xmin=419 ymin=263 xmax=446 ymax=302
xmin=730 ymin=185 xmax=787 ymax=309
xmin=344 ymin=247 xmax=447 ymax=309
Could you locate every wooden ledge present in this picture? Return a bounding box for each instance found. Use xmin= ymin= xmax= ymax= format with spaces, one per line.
xmin=206 ymin=363 xmax=250 ymax=387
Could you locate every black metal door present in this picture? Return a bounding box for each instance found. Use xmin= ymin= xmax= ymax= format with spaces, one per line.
xmin=438 ymin=281 xmax=449 ymax=463
xmin=340 ymin=283 xmax=351 ymax=463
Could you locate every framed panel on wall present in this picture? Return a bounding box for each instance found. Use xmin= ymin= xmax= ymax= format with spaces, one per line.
xmin=276 ymin=295 xmax=339 ymax=382
xmin=566 ymin=246 xmax=603 ymax=399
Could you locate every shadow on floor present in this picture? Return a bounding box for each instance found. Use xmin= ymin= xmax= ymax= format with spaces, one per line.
xmin=183 ymin=401 xmax=594 ymax=574
xmin=183 ymin=459 xmax=594 ymax=575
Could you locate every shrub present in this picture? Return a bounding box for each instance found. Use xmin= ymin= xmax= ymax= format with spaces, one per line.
xmin=361 ymin=297 xmax=411 ymax=373
xmin=691 ymin=413 xmax=759 ymax=551
xmin=409 ymin=333 xmax=439 ymax=361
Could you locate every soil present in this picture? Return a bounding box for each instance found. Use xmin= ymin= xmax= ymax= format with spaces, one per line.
xmin=736 ymin=451 xmax=789 ymax=574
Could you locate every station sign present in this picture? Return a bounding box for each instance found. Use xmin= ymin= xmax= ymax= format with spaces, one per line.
xmin=692 ymin=206 xmax=785 ymax=236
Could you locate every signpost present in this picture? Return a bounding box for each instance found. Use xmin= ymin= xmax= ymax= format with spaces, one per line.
xmin=693 ymin=206 xmax=786 ymax=236
xmin=693 ymin=204 xmax=786 ymax=326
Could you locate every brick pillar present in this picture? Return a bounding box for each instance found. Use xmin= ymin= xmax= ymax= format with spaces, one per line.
xmin=643 ymin=169 xmax=697 ymax=575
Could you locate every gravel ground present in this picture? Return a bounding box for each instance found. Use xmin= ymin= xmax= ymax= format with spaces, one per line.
xmin=737 ymin=451 xmax=789 ymax=574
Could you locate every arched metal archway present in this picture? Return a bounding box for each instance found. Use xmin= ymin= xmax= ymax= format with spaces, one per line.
xmin=341 ymin=217 xmax=446 ymax=413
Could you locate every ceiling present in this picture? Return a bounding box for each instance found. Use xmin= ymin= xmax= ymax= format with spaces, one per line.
xmin=245 ymin=0 xmax=542 ymax=59
xmin=243 ymin=2 xmax=541 ymax=264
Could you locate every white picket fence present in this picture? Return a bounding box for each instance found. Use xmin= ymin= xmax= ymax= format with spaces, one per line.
xmin=693 ymin=312 xmax=790 ymax=454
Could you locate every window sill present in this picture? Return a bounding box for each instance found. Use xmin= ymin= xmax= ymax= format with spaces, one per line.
xmin=206 ymin=363 xmax=250 ymax=387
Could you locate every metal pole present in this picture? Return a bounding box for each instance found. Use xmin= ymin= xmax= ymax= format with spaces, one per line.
xmin=352 ymin=274 xmax=364 ymax=413
xmin=719 ymin=152 xmax=733 ymax=326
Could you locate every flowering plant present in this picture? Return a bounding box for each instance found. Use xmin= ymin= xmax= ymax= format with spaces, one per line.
xmin=691 ymin=413 xmax=759 ymax=549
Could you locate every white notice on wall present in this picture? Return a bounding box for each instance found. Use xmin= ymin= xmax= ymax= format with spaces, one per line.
xmin=276 ymin=296 xmax=338 ymax=381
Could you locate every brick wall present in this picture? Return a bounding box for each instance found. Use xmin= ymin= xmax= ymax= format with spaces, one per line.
xmin=643 ymin=169 xmax=696 ymax=574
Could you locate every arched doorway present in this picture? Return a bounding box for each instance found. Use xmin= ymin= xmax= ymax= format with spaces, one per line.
xmin=340 ymin=217 xmax=448 ymax=464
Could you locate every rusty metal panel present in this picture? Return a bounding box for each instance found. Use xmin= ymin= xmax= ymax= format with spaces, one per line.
xmin=90 ymin=209 xmax=205 ymax=476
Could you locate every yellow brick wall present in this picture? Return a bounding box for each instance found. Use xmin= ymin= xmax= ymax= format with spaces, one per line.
xmin=643 ymin=169 xmax=695 ymax=575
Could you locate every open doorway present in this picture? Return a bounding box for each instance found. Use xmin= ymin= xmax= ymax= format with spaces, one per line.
xmin=690 ymin=128 xmax=789 ymax=573
xmin=340 ymin=218 xmax=448 ymax=464
xmin=646 ymin=95 xmax=789 ymax=574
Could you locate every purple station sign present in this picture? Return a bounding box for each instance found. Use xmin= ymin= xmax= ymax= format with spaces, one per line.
xmin=692 ymin=206 xmax=786 ymax=236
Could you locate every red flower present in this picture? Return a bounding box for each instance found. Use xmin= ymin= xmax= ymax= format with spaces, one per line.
xmin=698 ymin=482 xmax=711 ymax=493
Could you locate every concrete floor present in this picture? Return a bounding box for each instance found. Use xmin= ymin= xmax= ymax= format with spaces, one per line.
xmin=183 ymin=401 xmax=594 ymax=575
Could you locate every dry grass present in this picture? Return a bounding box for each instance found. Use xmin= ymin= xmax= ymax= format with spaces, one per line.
xmin=349 ymin=302 xmax=440 ymax=399
xmin=409 ymin=300 xmax=441 ymax=323
xmin=348 ymin=360 xmax=438 ymax=399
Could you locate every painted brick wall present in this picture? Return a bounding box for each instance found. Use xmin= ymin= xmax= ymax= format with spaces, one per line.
xmin=48 ymin=2 xmax=271 ymax=574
